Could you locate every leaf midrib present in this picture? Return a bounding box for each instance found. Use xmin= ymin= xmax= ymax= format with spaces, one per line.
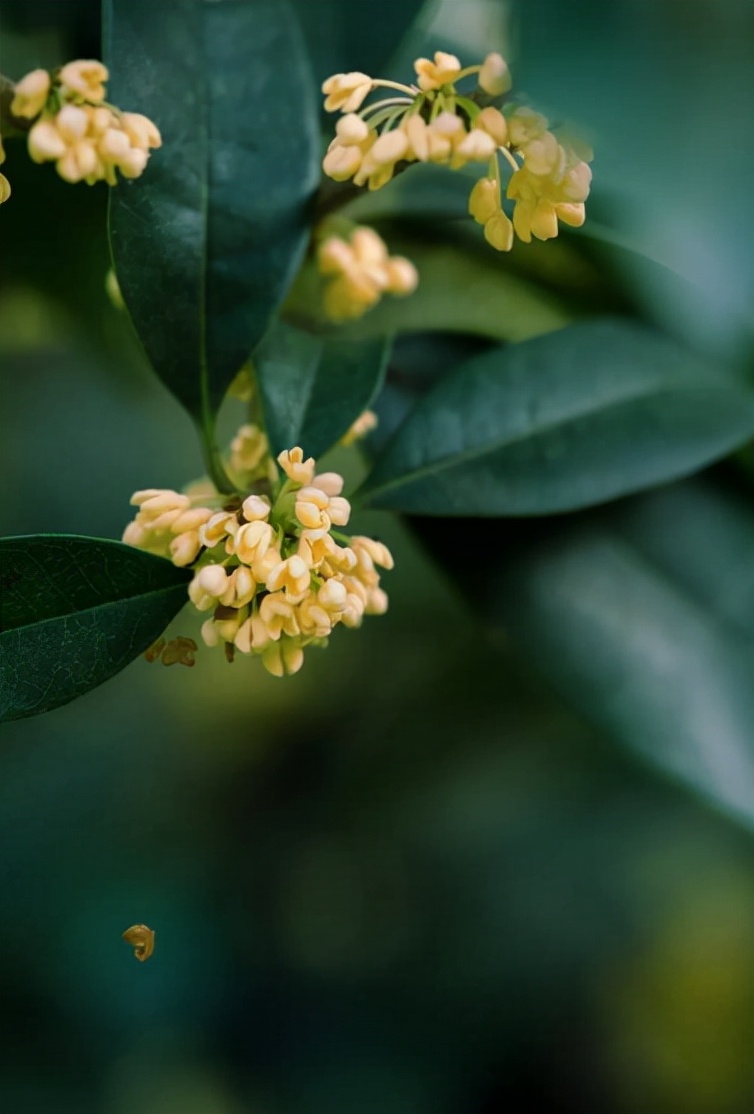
xmin=363 ymin=375 xmax=751 ymax=501
xmin=0 ymin=582 xmax=187 ymax=637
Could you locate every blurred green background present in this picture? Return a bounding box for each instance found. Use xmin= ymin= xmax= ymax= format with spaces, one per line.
xmin=1 ymin=2 xmax=753 ymax=1112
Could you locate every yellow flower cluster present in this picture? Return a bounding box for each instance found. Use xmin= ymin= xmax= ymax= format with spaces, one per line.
xmin=317 ymin=225 xmax=418 ymax=321
xmin=123 ymin=443 xmax=393 ymax=678
xmin=321 ymin=51 xmax=591 ymax=251
xmin=9 ymin=59 xmax=161 ymax=187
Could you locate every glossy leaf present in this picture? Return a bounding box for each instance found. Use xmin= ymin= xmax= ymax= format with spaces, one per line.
xmin=0 ymin=536 xmax=190 ymax=722
xmin=415 ymin=477 xmax=754 ymax=831
xmin=293 ymin=0 xmax=428 ymax=92
xmin=105 ymin=0 xmax=319 ymax=421
xmin=360 ymin=318 xmax=754 ymax=515
xmin=255 ymin=321 xmax=391 ymax=459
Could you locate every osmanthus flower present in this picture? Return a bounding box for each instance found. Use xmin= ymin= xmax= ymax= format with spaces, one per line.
xmin=317 ymin=225 xmax=418 ymax=321
xmin=122 ymin=437 xmax=393 ymax=678
xmin=8 ymin=58 xmax=161 ymax=189
xmin=320 ymin=50 xmax=591 ymax=251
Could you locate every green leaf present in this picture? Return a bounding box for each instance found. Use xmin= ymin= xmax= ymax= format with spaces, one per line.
xmin=359 ymin=318 xmax=754 ymax=515
xmin=0 ymin=536 xmax=190 ymax=722
xmin=292 ymin=0 xmax=428 ymax=92
xmin=105 ymin=0 xmax=319 ymax=422
xmin=414 ymin=477 xmax=754 ymax=831
xmin=255 ymin=321 xmax=391 ymax=459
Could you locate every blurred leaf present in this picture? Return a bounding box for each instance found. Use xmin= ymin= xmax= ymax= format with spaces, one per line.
xmin=255 ymin=321 xmax=391 ymax=459
xmin=286 ymin=236 xmax=573 ymax=342
xmin=293 ymin=0 xmax=428 ymax=91
xmin=0 ymin=535 xmax=190 ymax=722
xmin=105 ymin=0 xmax=319 ymax=422
xmin=360 ymin=318 xmax=754 ymax=515
xmin=415 ymin=477 xmax=754 ymax=831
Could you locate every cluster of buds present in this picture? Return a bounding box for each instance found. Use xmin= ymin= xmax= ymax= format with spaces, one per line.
xmin=9 ymin=59 xmax=161 ymax=187
xmin=317 ymin=225 xmax=418 ymax=321
xmin=321 ymin=51 xmax=591 ymax=251
xmin=123 ymin=439 xmax=393 ymax=678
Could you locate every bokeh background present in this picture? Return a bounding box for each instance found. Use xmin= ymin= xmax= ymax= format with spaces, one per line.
xmin=1 ymin=2 xmax=753 ymax=1112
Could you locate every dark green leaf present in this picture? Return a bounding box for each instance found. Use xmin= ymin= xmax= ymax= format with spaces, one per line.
xmin=0 ymin=535 xmax=190 ymax=722
xmin=415 ymin=477 xmax=754 ymax=831
xmin=105 ymin=0 xmax=319 ymax=421
xmin=360 ymin=318 xmax=754 ymax=515
xmin=255 ymin=321 xmax=391 ymax=459
xmin=293 ymin=0 xmax=428 ymax=94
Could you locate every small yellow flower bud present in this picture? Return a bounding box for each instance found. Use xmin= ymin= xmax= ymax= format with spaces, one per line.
xmin=87 ymin=106 xmax=113 ymax=134
xmin=0 ymin=173 xmax=10 ymax=204
xmin=507 ymin=107 xmax=549 ymax=148
xmin=259 ymin=592 xmax=300 ymax=638
xmin=11 ymin=68 xmax=51 ymax=119
xmin=28 ymin=119 xmax=67 ymax=162
xmin=55 ymin=104 xmax=89 ymax=141
xmin=478 ymin=52 xmax=511 ymax=96
xmin=189 ymin=564 xmax=229 ymax=610
xmin=339 ymin=411 xmax=379 ymax=447
xmin=369 ymin=129 xmax=409 ymax=167
xmin=170 ymin=530 xmax=203 ymax=567
xmin=266 ymin=554 xmax=311 ymax=599
xmin=335 ymin=113 xmax=370 ymax=144
xmin=99 ymin=127 xmax=131 ymax=161
xmin=262 ymin=640 xmax=305 ymax=678
xmin=475 ymin=106 xmax=508 ymax=147
xmin=230 ymin=424 xmax=269 ymax=477
xmin=384 ymin=257 xmax=418 ymax=295
xmin=457 ymin=128 xmax=497 ymax=161
xmin=199 ymin=511 xmax=237 ymax=549
xmin=235 ymin=520 xmax=275 ymax=565
xmin=241 ymin=494 xmax=271 ymax=522
xmin=120 ymin=112 xmax=162 ymax=149
xmin=366 ymin=587 xmax=389 ymax=615
xmin=328 ymin=497 xmax=352 ymax=527
xmin=403 ymin=114 xmax=429 ymax=161
xmin=296 ymin=486 xmax=331 ymax=529
xmin=136 ymin=490 xmax=190 ymax=514
xmin=351 ymin=226 xmax=389 ymax=264
xmin=118 ymin=147 xmax=149 ymax=179
xmin=171 ymin=507 xmax=213 ymax=534
xmin=322 ymin=71 xmax=373 ymax=113
xmin=523 ymin=132 xmax=563 ymax=177
xmin=468 ymin=177 xmax=500 ymax=225
xmin=312 ymin=472 xmax=345 ymax=497
xmin=352 ymin=536 xmax=394 ymax=570
xmin=414 ymin=51 xmax=462 ymax=92
xmin=484 ymin=209 xmax=514 ymax=251
xmin=220 ymin=566 xmax=256 ymax=609
xmin=277 ymin=447 xmax=315 ymax=486
xmin=59 ymin=59 xmax=109 ymax=103
xmin=58 ymin=140 xmax=100 ymax=183
xmin=322 ymin=143 xmax=364 ymax=182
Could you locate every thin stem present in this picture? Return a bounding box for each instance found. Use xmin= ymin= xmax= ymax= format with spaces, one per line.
xmin=456 ymin=65 xmax=482 ymax=82
xmin=372 ymin=78 xmax=418 ymax=96
xmin=359 ymin=96 xmax=414 ymax=118
xmin=499 ymin=146 xmax=520 ymax=174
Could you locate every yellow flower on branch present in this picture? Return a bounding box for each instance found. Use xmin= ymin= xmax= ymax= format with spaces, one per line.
xmin=9 ymin=58 xmax=161 ymax=190
xmin=123 ymin=435 xmax=394 ymax=679
xmin=317 ymin=225 xmax=418 ymax=321
xmin=320 ymin=50 xmax=592 ymax=252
